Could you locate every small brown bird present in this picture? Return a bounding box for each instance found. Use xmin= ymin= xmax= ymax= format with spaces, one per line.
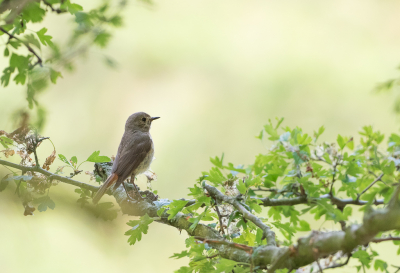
xmin=92 ymin=112 xmax=159 ymax=204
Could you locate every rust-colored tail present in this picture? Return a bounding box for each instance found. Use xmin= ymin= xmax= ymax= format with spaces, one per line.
xmin=92 ymin=173 xmax=118 ymax=204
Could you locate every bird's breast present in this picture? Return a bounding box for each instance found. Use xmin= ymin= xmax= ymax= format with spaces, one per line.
xmin=134 ymin=142 xmax=154 ymax=175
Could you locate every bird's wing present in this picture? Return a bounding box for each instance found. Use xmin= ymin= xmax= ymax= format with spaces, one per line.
xmin=112 ymin=131 xmax=152 ymax=182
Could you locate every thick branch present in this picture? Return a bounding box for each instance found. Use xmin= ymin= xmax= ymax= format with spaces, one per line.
xmin=2 ymin=158 xmax=400 ymax=271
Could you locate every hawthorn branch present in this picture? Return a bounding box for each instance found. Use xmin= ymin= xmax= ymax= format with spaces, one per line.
xmin=203 ymin=182 xmax=276 ymax=246
xmin=371 ymin=236 xmax=400 ymax=243
xmin=255 ymin=194 xmax=384 ymax=208
xmin=212 ymin=197 xmax=225 ymax=235
xmin=323 ymin=254 xmax=351 ymax=270
xmin=2 ymin=158 xmax=400 ymax=272
xmin=358 ymin=173 xmax=384 ymax=199
xmin=42 ymin=0 xmax=67 ymax=13
xmin=0 ymin=159 xmax=98 ymax=191
xmin=0 ymin=26 xmax=43 ymax=66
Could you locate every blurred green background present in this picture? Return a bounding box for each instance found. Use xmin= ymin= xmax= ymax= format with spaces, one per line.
xmin=1 ymin=0 xmax=400 ymax=272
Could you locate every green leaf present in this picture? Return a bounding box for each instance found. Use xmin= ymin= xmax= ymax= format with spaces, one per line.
xmin=50 ymin=68 xmax=62 ymax=84
xmin=297 ymin=220 xmax=311 ymax=231
xmin=214 ymin=259 xmax=238 ymax=273
xmin=264 ymin=124 xmax=279 ymax=141
xmin=170 ymin=250 xmax=189 ymax=259
xmin=374 ymin=259 xmax=388 ymax=272
xmin=314 ymin=125 xmax=325 ymax=141
xmin=293 ymin=150 xmax=308 ymax=165
xmin=3 ymin=47 xmax=9 ymax=57
xmin=14 ymin=72 xmax=26 ymax=85
xmin=0 ymin=175 xmax=11 ymax=192
xmin=67 ymin=2 xmax=83 ymax=14
xmin=157 ymin=207 xmax=166 ymax=217
xmin=125 ymin=214 xmax=154 ymax=245
xmin=24 ymin=33 xmax=41 ymax=49
xmin=70 ymin=156 xmax=78 ymax=166
xmin=255 ymin=130 xmax=263 ymax=140
xmin=1 ymin=67 xmax=15 ymax=87
xmin=353 ymin=250 xmax=371 ymax=267
xmin=383 ymin=161 xmax=395 ymax=175
xmin=109 ymin=15 xmax=123 ymax=27
xmin=36 ymin=28 xmax=53 ymax=46
xmin=34 ymin=196 xmax=56 ymax=212
xmin=22 ymin=2 xmax=46 ymax=23
xmin=236 ymin=180 xmax=247 ymax=195
xmin=337 ymin=135 xmax=346 ymax=149
xmin=210 ymin=154 xmax=224 ymax=168
xmin=166 ymin=200 xmax=189 ymax=220
xmin=0 ymin=136 xmax=13 ymax=148
xmin=94 ymin=32 xmax=111 ymax=48
xmin=75 ymin=12 xmax=93 ymax=26
xmin=10 ymin=54 xmax=29 ymax=72
xmin=58 ymin=154 xmax=73 ymax=167
xmin=86 ymin=151 xmax=111 ymax=163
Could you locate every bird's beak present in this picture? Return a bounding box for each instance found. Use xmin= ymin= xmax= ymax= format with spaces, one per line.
xmin=150 ymin=117 xmax=160 ymax=121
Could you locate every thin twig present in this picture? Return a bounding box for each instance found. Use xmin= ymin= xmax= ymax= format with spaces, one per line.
xmin=358 ymin=173 xmax=384 ymax=199
xmin=213 ymin=197 xmax=225 ymax=235
xmin=42 ymin=0 xmax=67 ymax=13
xmin=324 ymin=254 xmax=351 ymax=270
xmin=195 ymin=237 xmax=253 ymax=253
xmin=0 ymin=27 xmax=43 ymax=66
xmin=371 ymin=236 xmax=400 ymax=243
xmin=0 ymin=159 xmax=98 ymax=191
xmin=329 ymin=162 xmax=337 ymax=195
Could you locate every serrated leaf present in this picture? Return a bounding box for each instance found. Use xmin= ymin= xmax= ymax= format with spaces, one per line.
xmin=50 ymin=68 xmax=62 ymax=84
xmin=24 ymin=33 xmax=41 ymax=49
xmin=167 ymin=200 xmax=188 ymax=220
xmin=94 ymin=32 xmax=111 ymax=48
xmin=337 ymin=135 xmax=346 ymax=149
xmin=297 ymin=220 xmax=311 ymax=231
xmin=236 ymin=180 xmax=247 ymax=195
xmin=86 ymin=151 xmax=111 ymax=163
xmin=210 ymin=154 xmax=224 ymax=168
xmin=0 ymin=136 xmax=13 ymax=148
xmin=34 ymin=196 xmax=56 ymax=212
xmin=264 ymin=124 xmax=279 ymax=141
xmin=1 ymin=67 xmax=15 ymax=87
xmin=67 ymin=2 xmax=83 ymax=14
xmin=125 ymin=214 xmax=154 ymax=245
xmin=58 ymin=154 xmax=73 ymax=166
xmin=36 ymin=28 xmax=53 ymax=46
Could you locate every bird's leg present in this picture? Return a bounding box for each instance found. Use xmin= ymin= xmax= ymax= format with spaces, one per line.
xmin=122 ymin=181 xmax=135 ymax=202
xmin=129 ymin=173 xmax=144 ymax=200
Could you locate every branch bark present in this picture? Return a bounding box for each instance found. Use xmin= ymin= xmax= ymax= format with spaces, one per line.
xmin=2 ymin=158 xmax=400 ymax=272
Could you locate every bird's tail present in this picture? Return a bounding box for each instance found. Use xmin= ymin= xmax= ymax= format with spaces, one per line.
xmin=92 ymin=173 xmax=118 ymax=204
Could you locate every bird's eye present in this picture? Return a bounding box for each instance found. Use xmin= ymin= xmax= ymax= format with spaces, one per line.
xmin=142 ymin=118 xmax=147 ymax=122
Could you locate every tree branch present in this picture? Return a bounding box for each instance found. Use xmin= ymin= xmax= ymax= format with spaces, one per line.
xmin=0 ymin=26 xmax=43 ymax=66
xmin=0 ymin=159 xmax=98 ymax=191
xmin=2 ymin=158 xmax=400 ymax=272
xmin=358 ymin=173 xmax=384 ymax=199
xmin=203 ymin=182 xmax=276 ymax=246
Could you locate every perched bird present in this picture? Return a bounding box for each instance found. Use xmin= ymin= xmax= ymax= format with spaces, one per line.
xmin=92 ymin=112 xmax=159 ymax=204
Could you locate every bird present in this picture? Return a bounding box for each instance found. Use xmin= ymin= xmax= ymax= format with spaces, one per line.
xmin=92 ymin=112 xmax=159 ymax=204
